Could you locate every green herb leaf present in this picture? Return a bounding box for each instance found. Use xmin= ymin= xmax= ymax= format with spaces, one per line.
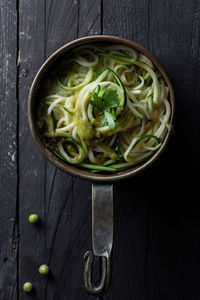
xmin=101 ymin=114 xmax=107 ymax=127
xmin=103 ymin=90 xmax=119 ymax=108
xmin=104 ymin=111 xmax=116 ymax=129
xmin=89 ymin=93 xmax=104 ymax=110
xmin=89 ymin=85 xmax=120 ymax=129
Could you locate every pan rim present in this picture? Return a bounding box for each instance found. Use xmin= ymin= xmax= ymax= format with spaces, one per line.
xmin=28 ymin=35 xmax=175 ymax=183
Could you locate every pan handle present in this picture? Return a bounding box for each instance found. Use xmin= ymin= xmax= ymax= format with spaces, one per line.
xmin=84 ymin=183 xmax=113 ymax=294
xmin=84 ymin=250 xmax=111 ymax=294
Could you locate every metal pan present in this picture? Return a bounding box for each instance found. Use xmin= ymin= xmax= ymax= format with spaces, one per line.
xmin=28 ymin=35 xmax=175 ymax=294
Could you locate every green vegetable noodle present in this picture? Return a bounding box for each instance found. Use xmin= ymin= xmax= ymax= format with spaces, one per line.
xmin=37 ymin=44 xmax=171 ymax=172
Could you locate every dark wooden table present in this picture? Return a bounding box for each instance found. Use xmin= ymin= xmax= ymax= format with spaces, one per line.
xmin=0 ymin=0 xmax=200 ymax=299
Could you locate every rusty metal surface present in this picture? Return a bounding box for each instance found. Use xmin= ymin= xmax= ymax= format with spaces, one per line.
xmin=92 ymin=184 xmax=113 ymax=258
xmin=84 ymin=184 xmax=113 ymax=294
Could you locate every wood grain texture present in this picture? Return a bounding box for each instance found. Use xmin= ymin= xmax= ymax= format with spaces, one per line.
xmin=0 ymin=0 xmax=18 ymax=299
xmin=103 ymin=0 xmax=149 ymax=47
xmin=18 ymin=0 xmax=102 ymax=299
xmin=78 ymin=0 xmax=101 ymax=36
xmin=1 ymin=0 xmax=200 ymax=299
xmin=103 ymin=0 xmax=200 ymax=299
xmin=146 ymin=1 xmax=200 ymax=299
xmin=18 ymin=1 xmax=48 ymax=298
xmin=103 ymin=1 xmax=150 ymax=299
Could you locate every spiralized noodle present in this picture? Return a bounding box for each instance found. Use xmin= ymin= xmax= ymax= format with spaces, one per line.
xmin=37 ymin=44 xmax=171 ymax=172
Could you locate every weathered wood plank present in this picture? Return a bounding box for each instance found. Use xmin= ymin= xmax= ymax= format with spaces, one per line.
xmin=18 ymin=0 xmax=102 ymax=299
xmin=145 ymin=1 xmax=200 ymax=299
xmin=103 ymin=0 xmax=149 ymax=47
xmin=78 ymin=0 xmax=101 ymax=36
xmin=103 ymin=0 xmax=200 ymax=299
xmin=0 ymin=0 xmax=18 ymax=299
xmin=18 ymin=1 xmax=48 ymax=298
xmin=102 ymin=2 xmax=150 ymax=298
xmin=18 ymin=0 xmax=78 ymax=298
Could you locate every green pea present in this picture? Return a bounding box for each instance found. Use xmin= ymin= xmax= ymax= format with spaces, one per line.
xmin=28 ymin=214 xmax=39 ymax=224
xmin=23 ymin=282 xmax=33 ymax=292
xmin=39 ymin=264 xmax=50 ymax=275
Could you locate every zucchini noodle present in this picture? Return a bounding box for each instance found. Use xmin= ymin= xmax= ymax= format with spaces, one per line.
xmin=37 ymin=44 xmax=171 ymax=172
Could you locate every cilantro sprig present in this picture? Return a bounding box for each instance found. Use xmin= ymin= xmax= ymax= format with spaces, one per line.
xmin=89 ymin=85 xmax=119 ymax=129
